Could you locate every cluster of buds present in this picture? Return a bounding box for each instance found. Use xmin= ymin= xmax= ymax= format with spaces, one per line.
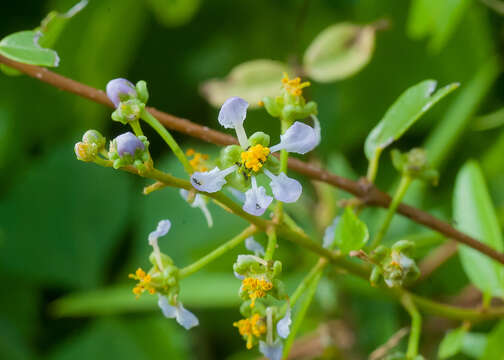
xmin=391 ymin=148 xmax=439 ymax=185
xmin=369 ymin=240 xmax=420 ymax=288
xmin=108 ymin=131 xmax=150 ymax=170
xmin=129 ymin=220 xmax=199 ymax=330
xmin=107 ymin=78 xmax=149 ymax=124
xmin=232 ymin=238 xmax=291 ymax=359
xmin=261 ymin=73 xmax=318 ymax=124
xmin=74 ymin=130 xmax=106 ymax=162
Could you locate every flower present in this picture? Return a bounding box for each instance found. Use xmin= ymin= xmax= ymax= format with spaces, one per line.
xmin=241 ymin=277 xmax=273 ymax=307
xmin=245 ymin=237 xmax=265 ymax=256
xmin=259 ymin=340 xmax=283 ymax=360
xmin=128 ymin=268 xmax=155 ymax=297
xmin=276 ymin=307 xmax=291 ymax=339
xmin=281 ymin=72 xmax=310 ymax=97
xmin=180 ymin=189 xmax=213 ymax=227
xmin=106 ymin=78 xmax=137 ymax=107
xmin=114 ymin=132 xmax=145 ymax=157
xmin=234 ymin=313 xmax=267 ymax=349
xmin=190 ymin=96 xmax=319 ymax=216
xmin=148 ymin=219 xmax=171 ymax=271
xmin=158 ymin=295 xmax=199 ymax=330
xmin=258 ymin=306 xmax=291 ymax=360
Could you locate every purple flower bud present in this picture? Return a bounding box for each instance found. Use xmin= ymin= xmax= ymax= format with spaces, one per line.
xmin=114 ymin=132 xmax=144 ymax=157
xmin=106 ymin=78 xmax=137 ymax=107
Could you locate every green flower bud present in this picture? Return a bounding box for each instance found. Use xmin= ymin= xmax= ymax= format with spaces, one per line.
xmin=111 ymin=98 xmax=145 ymax=124
xmin=248 ymin=132 xmax=270 ymax=147
xmin=82 ymin=129 xmax=106 ymax=149
xmin=135 ymin=80 xmax=149 ymax=104
xmin=391 ymin=148 xmax=439 ymax=185
xmin=74 ymin=142 xmax=96 ymax=162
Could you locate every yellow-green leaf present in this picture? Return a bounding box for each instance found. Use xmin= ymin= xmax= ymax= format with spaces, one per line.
xmin=0 ymin=30 xmax=59 ymax=67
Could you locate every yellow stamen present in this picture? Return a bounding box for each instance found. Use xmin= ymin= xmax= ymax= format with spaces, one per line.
xmin=281 ymin=72 xmax=311 ymax=97
xmin=233 ymin=314 xmax=267 ymax=349
xmin=186 ymin=150 xmax=210 ymax=172
xmin=242 ymin=277 xmax=273 ymax=307
xmin=128 ymin=267 xmax=155 ymax=298
xmin=240 ymin=144 xmax=270 ymax=173
xmin=257 ymin=100 xmax=264 ymax=107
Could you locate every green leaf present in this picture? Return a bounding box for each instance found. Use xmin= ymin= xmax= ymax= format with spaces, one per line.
xmin=0 ymin=31 xmax=59 ymax=67
xmin=200 ymin=59 xmax=290 ymax=108
xmin=438 ymin=326 xmax=467 ymax=359
xmin=453 ymin=161 xmax=504 ymax=299
xmin=303 ymin=23 xmax=375 ymax=82
xmin=36 ymin=0 xmax=88 ymax=49
xmin=460 ymin=332 xmax=487 ymax=359
xmin=481 ymin=321 xmax=504 ymax=360
xmin=0 ymin=143 xmax=132 ymax=288
xmin=146 ymin=0 xmax=201 ymax=27
xmin=364 ymin=80 xmax=459 ymax=160
xmin=333 ymin=207 xmax=369 ymax=254
xmin=51 ymin=273 xmax=241 ymax=317
xmin=473 ymin=107 xmax=504 ymax=131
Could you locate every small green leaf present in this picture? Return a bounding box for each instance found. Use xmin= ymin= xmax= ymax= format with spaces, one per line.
xmin=303 ymin=23 xmax=375 ymax=82
xmin=453 ymin=161 xmax=504 ymax=299
xmin=481 ymin=321 xmax=504 ymax=360
xmin=438 ymin=326 xmax=467 ymax=359
xmin=333 ymin=207 xmax=369 ymax=254
xmin=36 ymin=0 xmax=88 ymax=49
xmin=364 ymin=80 xmax=458 ymax=160
xmin=200 ymin=59 xmax=290 ymax=108
xmin=0 ymin=31 xmax=59 ymax=67
xmin=460 ymin=332 xmax=487 ymax=359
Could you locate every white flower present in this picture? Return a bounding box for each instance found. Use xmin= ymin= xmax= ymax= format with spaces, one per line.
xmin=323 ymin=217 xmax=340 ymax=249
xmin=245 ymin=236 xmax=265 ymax=256
xmin=276 ymin=308 xmax=291 ymax=339
xmin=148 ymin=220 xmax=171 ymax=270
xmin=218 ymin=97 xmax=249 ymax=148
xmin=158 ymin=295 xmax=199 ymax=330
xmin=243 ymin=176 xmax=273 ymax=216
xmin=269 ymin=121 xmax=319 ymax=154
xmin=180 ymin=189 xmax=213 ymax=227
xmin=264 ymin=169 xmax=302 ymax=203
xmin=311 ymin=114 xmax=321 ymax=147
xmin=190 ymin=166 xmax=237 ymax=193
xmin=259 ymin=340 xmax=283 ymax=360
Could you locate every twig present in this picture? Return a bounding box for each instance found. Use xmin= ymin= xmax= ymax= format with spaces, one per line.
xmin=2 ymin=54 xmax=504 ymax=265
xmin=369 ymin=327 xmax=410 ymax=360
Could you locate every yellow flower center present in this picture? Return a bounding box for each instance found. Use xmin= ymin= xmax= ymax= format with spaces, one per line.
xmin=233 ymin=314 xmax=267 ymax=349
xmin=241 ymin=144 xmax=270 ymax=172
xmin=242 ymin=277 xmax=273 ymax=307
xmin=186 ymin=148 xmax=209 ymax=172
xmin=281 ymin=72 xmax=311 ymax=97
xmin=128 ymin=267 xmax=155 ymax=298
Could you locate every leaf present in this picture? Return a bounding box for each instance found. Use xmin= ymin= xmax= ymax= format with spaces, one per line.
xmin=453 ymin=161 xmax=504 ymax=299
xmin=146 ymin=0 xmax=201 ymax=27
xmin=0 ymin=31 xmax=59 ymax=67
xmin=303 ymin=23 xmax=375 ymax=82
xmin=438 ymin=326 xmax=467 ymax=359
xmin=481 ymin=321 xmax=504 ymax=360
xmin=364 ymin=80 xmax=459 ymax=160
xmin=0 ymin=143 xmax=132 ymax=288
xmin=200 ymin=59 xmax=290 ymax=108
xmin=473 ymin=107 xmax=504 ymax=131
xmin=51 ymin=272 xmax=241 ymax=317
xmin=36 ymin=0 xmax=88 ymax=49
xmin=460 ymin=332 xmax=487 ymax=359
xmin=333 ymin=207 xmax=369 ymax=255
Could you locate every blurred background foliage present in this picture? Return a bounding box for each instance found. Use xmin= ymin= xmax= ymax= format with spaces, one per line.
xmin=1 ymin=0 xmax=504 ymax=359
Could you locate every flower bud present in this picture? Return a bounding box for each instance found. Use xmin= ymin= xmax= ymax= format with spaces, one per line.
xmin=74 ymin=142 xmax=96 ymax=162
xmin=109 ymin=132 xmax=150 ymax=169
xmin=106 ymin=78 xmax=137 ymax=107
xmin=111 ymin=99 xmax=144 ymax=124
xmin=115 ymin=132 xmax=145 ymax=157
xmin=82 ymin=129 xmax=106 ymax=149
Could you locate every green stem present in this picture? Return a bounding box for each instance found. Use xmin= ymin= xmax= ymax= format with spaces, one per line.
xmin=366 ymin=148 xmax=382 ymax=183
xmin=179 ymin=225 xmax=257 ymax=278
xmin=370 ymin=175 xmax=412 ymax=249
xmin=140 ymin=109 xmax=192 ymax=174
xmin=130 ymin=120 xmax=144 ymax=137
xmin=264 ymin=227 xmax=277 ymax=261
xmin=290 ymin=258 xmax=328 ymax=306
xmin=283 ymin=261 xmax=325 ymax=358
xmin=401 ymin=294 xmax=422 ymax=359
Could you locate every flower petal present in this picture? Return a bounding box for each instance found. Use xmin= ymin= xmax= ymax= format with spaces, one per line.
xmin=243 ymin=184 xmax=273 ymax=216
xmin=158 ymin=295 xmax=177 ymax=318
xmin=267 ymin=172 xmax=302 ymax=203
xmin=148 ymin=219 xmax=171 ymax=246
xmin=323 ymin=216 xmax=340 ymax=249
xmin=190 ymin=166 xmax=236 ymax=193
xmin=114 ymin=132 xmax=144 ymax=157
xmin=228 ymin=187 xmax=246 ymax=203
xmin=312 ymin=114 xmax=321 ymax=147
xmin=276 ymin=308 xmax=291 ymax=339
xmin=234 ymin=271 xmax=245 ymax=280
xmin=175 ymin=303 xmax=199 ymax=330
xmin=106 ymin=78 xmax=137 ymax=108
xmin=259 ymin=340 xmax=283 ymax=360
xmin=245 ymin=237 xmax=265 ymax=256
xmin=180 ymin=190 xmax=214 ymax=227
xmin=218 ymin=97 xmax=249 ymax=129
xmin=270 ymin=121 xmax=318 ymax=154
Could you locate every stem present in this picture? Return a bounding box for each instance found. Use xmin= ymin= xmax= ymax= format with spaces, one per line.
xmin=283 ymin=262 xmax=325 ymax=358
xmin=370 ymin=175 xmax=412 ymax=249
xmin=290 ymin=258 xmax=328 ymax=307
xmin=179 ymin=225 xmax=257 ymax=278
xmin=401 ymin=294 xmax=422 ymax=359
xmin=130 ymin=120 xmax=144 ymax=137
xmin=275 ymin=119 xmax=290 ymax=222
xmin=366 ymin=148 xmax=382 ymax=183
xmin=264 ymin=227 xmax=277 ymax=261
xmin=140 ymin=109 xmax=193 ymax=174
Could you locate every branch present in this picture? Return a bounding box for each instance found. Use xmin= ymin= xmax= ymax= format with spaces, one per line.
xmin=3 ymin=54 xmax=504 ymax=265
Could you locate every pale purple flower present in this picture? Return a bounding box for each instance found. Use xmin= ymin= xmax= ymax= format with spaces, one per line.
xmin=190 ymin=166 xmax=237 ymax=193
xmin=158 ymin=295 xmax=199 ymax=330
xmin=106 ymin=78 xmax=137 ymax=107
xmin=243 ymin=176 xmax=273 ymax=216
xmin=269 ymin=121 xmax=319 ymax=154
xmin=114 ymin=132 xmax=144 ymax=157
xmin=245 ymin=236 xmax=265 ymax=256
xmin=259 ymin=340 xmax=283 ymax=360
xmin=276 ymin=308 xmax=291 ymax=339
xmin=264 ymin=169 xmax=302 ymax=203
xmin=180 ymin=189 xmax=213 ymax=227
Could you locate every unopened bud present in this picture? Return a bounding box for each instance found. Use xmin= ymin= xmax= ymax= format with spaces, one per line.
xmin=74 ymin=142 xmax=96 ymax=162
xmin=115 ymin=132 xmax=145 ymax=157
xmin=82 ymin=129 xmax=106 ymax=149
xmin=106 ymin=78 xmax=137 ymax=107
